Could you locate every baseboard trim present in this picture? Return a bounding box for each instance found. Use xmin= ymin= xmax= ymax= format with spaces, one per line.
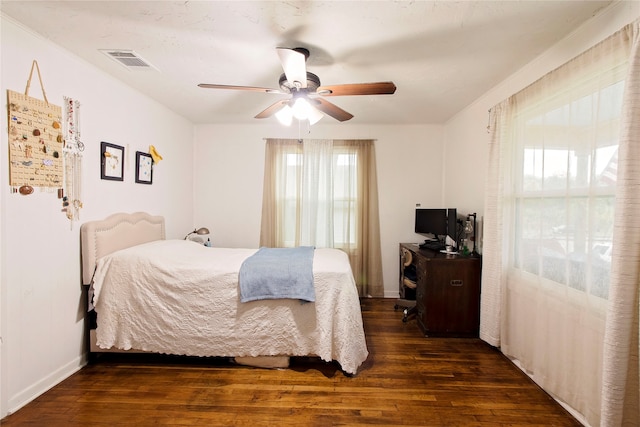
xmin=7 ymin=355 xmax=86 ymax=416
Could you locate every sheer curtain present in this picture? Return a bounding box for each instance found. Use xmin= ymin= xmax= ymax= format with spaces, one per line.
xmin=481 ymin=20 xmax=639 ymax=426
xmin=260 ymin=138 xmax=383 ymax=297
xmin=601 ymin=22 xmax=640 ymax=427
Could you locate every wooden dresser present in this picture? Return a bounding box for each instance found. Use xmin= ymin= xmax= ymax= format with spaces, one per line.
xmin=399 ymin=243 xmax=482 ymax=337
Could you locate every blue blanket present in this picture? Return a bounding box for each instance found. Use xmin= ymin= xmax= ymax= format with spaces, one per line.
xmin=239 ymin=246 xmax=315 ymax=303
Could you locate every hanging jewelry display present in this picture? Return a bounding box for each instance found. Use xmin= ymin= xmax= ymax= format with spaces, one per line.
xmin=62 ymin=96 xmax=84 ymax=223
xmin=7 ymin=60 xmax=63 ymax=193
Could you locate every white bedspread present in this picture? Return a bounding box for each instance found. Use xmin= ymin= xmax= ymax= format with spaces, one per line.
xmin=91 ymin=240 xmax=369 ymax=374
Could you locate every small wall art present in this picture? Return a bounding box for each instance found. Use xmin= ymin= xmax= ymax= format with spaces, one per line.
xmin=135 ymin=151 xmax=153 ymax=184
xmin=100 ymin=141 xmax=124 ymax=181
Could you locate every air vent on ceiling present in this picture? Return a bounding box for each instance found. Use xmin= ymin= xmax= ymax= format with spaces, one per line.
xmin=100 ymin=50 xmax=156 ymax=70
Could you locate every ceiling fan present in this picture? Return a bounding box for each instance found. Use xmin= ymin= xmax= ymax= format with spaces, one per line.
xmin=198 ymin=47 xmax=397 ymax=124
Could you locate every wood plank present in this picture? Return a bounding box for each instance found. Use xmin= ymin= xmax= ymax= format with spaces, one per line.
xmin=1 ymin=299 xmax=581 ymax=426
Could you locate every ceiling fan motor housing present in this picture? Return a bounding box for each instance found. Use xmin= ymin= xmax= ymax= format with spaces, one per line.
xmin=279 ymin=72 xmax=321 ymax=93
xmin=292 ymin=47 xmax=310 ymax=59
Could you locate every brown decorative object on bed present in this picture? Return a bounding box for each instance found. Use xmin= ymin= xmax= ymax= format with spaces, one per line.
xmin=80 ymin=212 xmax=368 ymax=375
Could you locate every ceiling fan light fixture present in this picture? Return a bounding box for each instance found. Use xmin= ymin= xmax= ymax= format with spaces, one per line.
xmin=275 ymin=105 xmax=293 ymax=126
xmin=292 ymin=97 xmax=313 ymax=120
xmin=307 ymin=106 xmax=324 ymax=125
xmin=199 ymin=47 xmax=394 ymax=124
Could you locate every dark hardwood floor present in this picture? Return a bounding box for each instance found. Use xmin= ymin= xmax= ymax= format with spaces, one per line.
xmin=2 ymin=298 xmax=581 ymax=426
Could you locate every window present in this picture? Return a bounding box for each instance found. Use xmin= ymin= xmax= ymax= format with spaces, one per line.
xmin=483 ymin=21 xmax=639 ymax=426
xmin=277 ymin=148 xmax=358 ymax=248
xmin=260 ymin=138 xmax=384 ymax=296
xmin=511 ymin=78 xmax=625 ymax=299
xmin=331 ymin=151 xmax=358 ymax=247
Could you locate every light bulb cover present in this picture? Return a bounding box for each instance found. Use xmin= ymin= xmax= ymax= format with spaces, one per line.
xmin=307 ymin=106 xmax=324 ymax=125
xmin=275 ymin=105 xmax=293 ymax=126
xmin=292 ymin=97 xmax=312 ymax=120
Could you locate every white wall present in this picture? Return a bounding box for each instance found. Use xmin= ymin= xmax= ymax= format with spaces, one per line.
xmin=0 ymin=16 xmax=195 ymax=417
xmin=3 ymin=0 xmax=638 ymax=421
xmin=193 ymin=123 xmax=445 ymax=297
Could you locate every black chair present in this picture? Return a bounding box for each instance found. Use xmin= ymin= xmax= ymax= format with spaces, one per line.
xmin=395 ymin=247 xmax=417 ymax=322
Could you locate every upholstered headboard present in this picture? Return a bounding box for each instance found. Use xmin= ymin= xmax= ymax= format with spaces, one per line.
xmin=80 ymin=212 xmax=165 ymax=285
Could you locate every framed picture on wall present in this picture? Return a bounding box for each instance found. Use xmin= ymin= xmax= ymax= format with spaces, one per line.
xmin=100 ymin=141 xmax=124 ymax=181
xmin=135 ymin=151 xmax=153 ymax=184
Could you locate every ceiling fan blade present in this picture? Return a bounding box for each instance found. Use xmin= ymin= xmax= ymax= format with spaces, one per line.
xmin=312 ymin=98 xmax=354 ymax=122
xmin=198 ymin=83 xmax=281 ymax=93
xmin=276 ymin=47 xmax=307 ymax=89
xmin=255 ymin=99 xmax=290 ymax=119
xmin=317 ymin=81 xmax=397 ymax=96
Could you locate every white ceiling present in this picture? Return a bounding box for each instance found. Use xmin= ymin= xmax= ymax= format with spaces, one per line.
xmin=1 ymin=1 xmax=612 ymax=125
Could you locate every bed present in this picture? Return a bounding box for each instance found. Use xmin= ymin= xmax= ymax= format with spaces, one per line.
xmin=80 ymin=212 xmax=369 ymax=375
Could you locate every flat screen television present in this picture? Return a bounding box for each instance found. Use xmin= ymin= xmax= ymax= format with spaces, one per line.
xmin=415 ymin=208 xmax=457 ymax=243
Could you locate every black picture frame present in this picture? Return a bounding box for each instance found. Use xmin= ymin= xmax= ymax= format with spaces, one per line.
xmin=100 ymin=141 xmax=124 ymax=181
xmin=135 ymin=151 xmax=153 ymax=184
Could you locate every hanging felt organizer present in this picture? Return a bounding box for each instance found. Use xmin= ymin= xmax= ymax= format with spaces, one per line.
xmin=7 ymin=60 xmax=63 ymax=194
